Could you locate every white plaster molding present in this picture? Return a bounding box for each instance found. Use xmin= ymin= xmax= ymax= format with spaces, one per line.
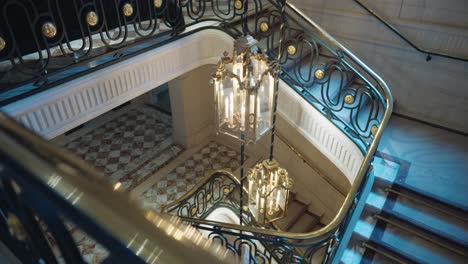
xmin=277 ymin=80 xmax=364 ymax=184
xmin=2 ymin=29 xmax=232 ymax=139
xmin=2 ymin=28 xmax=363 ymax=184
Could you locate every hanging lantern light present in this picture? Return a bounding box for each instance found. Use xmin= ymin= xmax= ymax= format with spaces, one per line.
xmin=212 ymin=35 xmax=279 ymax=143
xmin=247 ymin=159 xmax=292 ymax=226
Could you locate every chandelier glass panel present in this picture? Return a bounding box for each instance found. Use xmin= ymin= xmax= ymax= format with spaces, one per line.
xmin=212 ymin=36 xmax=279 ymax=143
xmin=247 ymin=159 xmax=292 ymax=225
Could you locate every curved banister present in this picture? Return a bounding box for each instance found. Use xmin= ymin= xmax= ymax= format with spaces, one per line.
xmin=161 ymin=169 xmax=243 ymax=213
xmin=354 ymin=0 xmax=468 ymax=62
xmin=0 ymin=112 xmax=236 ymax=264
xmin=0 ymin=1 xmax=394 ymax=262
xmin=166 ymin=1 xmax=393 ymax=244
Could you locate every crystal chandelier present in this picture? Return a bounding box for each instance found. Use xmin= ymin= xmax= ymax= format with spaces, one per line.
xmin=247 ymin=159 xmax=293 ymax=226
xmin=212 ymin=35 xmax=279 ymax=143
xmin=210 ymin=0 xmax=291 ymax=228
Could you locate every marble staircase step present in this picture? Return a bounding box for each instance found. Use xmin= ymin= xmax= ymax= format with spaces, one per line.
xmin=391 ymin=181 xmax=468 ymax=214
xmin=385 ymin=193 xmax=468 ymax=251
xmin=365 ymin=224 xmax=466 ymax=264
xmin=376 ymin=208 xmax=468 ymax=257
xmin=341 ymin=156 xmax=468 ymax=264
xmin=275 ymin=199 xmax=308 ymax=231
xmin=361 ymin=240 xmax=419 ymax=264
xmin=288 ymin=211 xmax=321 ymax=233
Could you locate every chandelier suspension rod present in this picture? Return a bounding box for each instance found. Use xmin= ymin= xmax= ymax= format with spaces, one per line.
xmin=242 ymin=0 xmax=249 ymax=35
xmin=239 ymin=133 xmax=245 ymax=226
xmin=269 ymin=0 xmax=286 ymax=161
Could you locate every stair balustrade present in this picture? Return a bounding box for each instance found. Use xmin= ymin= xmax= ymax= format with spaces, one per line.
xmin=0 ymin=0 xmax=393 ymax=263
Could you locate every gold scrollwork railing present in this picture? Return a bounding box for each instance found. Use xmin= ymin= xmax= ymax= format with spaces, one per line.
xmin=162 ymin=0 xmax=394 ymax=245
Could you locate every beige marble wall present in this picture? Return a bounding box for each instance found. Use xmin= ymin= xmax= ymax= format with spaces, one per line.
xmin=289 ymin=0 xmax=468 ymax=133
xmin=251 ymin=116 xmax=349 ymax=224
xmin=169 ymin=65 xmax=216 ymax=148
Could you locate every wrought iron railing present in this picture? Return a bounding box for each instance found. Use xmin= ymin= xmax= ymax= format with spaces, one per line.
xmin=0 ymin=1 xmax=393 ymax=263
xmin=0 ymin=112 xmax=235 ymax=264
xmin=0 ymin=0 xmax=271 ymax=106
xmin=157 ymin=1 xmax=393 ymax=263
xmin=261 ymin=2 xmax=391 ymax=151
xmin=0 ymin=0 xmax=391 ymax=150
xmin=162 ymin=169 xmax=373 ymax=263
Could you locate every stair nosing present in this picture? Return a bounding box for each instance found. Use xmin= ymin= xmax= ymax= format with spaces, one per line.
xmin=362 ymin=240 xmax=420 ymax=264
xmin=379 ymin=206 xmax=468 ymax=253
xmin=392 ymin=181 xmax=468 ymax=214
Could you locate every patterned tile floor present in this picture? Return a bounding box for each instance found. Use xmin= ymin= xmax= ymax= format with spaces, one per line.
xmin=58 ymin=105 xmax=187 ymax=263
xmin=66 ymin=141 xmax=242 ymax=264
xmin=55 ymin=105 xmax=244 ymax=264
xmin=141 ymin=141 xmax=242 ymax=212
xmin=64 ymin=106 xmax=183 ymax=190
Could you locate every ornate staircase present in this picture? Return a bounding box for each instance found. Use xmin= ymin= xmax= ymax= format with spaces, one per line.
xmin=340 ymin=155 xmax=468 ymax=264
xmin=0 ymin=0 xmax=395 ymax=263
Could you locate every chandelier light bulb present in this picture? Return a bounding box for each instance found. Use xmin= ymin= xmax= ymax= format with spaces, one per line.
xmin=212 ymin=35 xmax=279 ymax=143
xmin=246 ymin=159 xmax=292 ymax=226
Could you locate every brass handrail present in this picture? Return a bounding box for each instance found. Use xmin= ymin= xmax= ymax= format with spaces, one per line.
xmin=161 ymin=169 xmax=241 ymax=213
xmin=354 ymin=0 xmax=468 ymax=62
xmin=0 ymin=113 xmax=235 ymax=264
xmin=171 ymin=1 xmax=393 ymax=242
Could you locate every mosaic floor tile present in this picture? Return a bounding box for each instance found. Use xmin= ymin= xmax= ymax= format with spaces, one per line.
xmin=141 ymin=141 xmax=242 ymax=212
xmin=64 ymin=106 xmax=183 ymax=191
xmin=58 ymin=105 xmax=185 ymax=263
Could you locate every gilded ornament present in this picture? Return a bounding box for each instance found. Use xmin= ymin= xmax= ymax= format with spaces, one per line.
xmin=371 ymin=125 xmax=378 ymax=136
xmin=314 ymin=69 xmax=325 ymax=80
xmin=42 ymin=22 xmax=57 ymax=38
xmin=7 ymin=213 xmax=27 ymax=241
xmin=0 ymin=37 xmax=5 ymax=51
xmin=122 ymin=3 xmax=134 ymax=17
xmin=287 ymin=45 xmax=296 ymax=55
xmin=234 ymin=0 xmax=243 ymax=10
xmin=344 ymin=94 xmax=355 ymax=104
xmin=260 ymin=21 xmax=269 ymax=32
xmin=191 ymin=207 xmax=197 ymax=215
xmin=154 ymin=0 xmax=163 ymax=8
xmin=86 ymin=11 xmax=99 ymax=26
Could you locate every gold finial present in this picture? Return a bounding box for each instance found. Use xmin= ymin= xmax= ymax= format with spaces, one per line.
xmin=154 ymin=0 xmax=163 ymax=8
xmin=314 ymin=69 xmax=325 ymax=80
xmin=371 ymin=125 xmax=378 ymax=136
xmin=234 ymin=0 xmax=243 ymax=10
xmin=260 ymin=21 xmax=269 ymax=32
xmin=86 ymin=11 xmax=99 ymax=26
xmin=344 ymin=94 xmax=355 ymax=104
xmin=287 ymin=45 xmax=296 ymax=55
xmin=0 ymin=37 xmax=5 ymax=51
xmin=122 ymin=3 xmax=134 ymax=17
xmin=42 ymin=22 xmax=57 ymax=38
